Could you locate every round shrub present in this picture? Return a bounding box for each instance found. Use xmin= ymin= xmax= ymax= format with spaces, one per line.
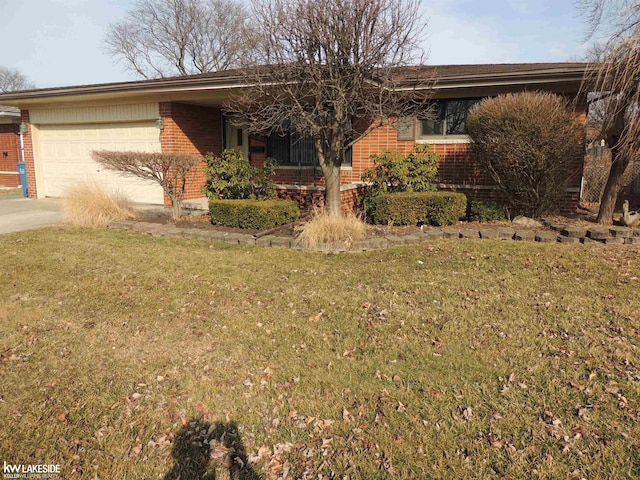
xmin=467 ymin=92 xmax=584 ymax=217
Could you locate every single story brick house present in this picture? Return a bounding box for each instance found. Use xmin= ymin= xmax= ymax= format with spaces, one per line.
xmin=0 ymin=106 xmax=22 ymax=188
xmin=0 ymin=63 xmax=587 ymax=212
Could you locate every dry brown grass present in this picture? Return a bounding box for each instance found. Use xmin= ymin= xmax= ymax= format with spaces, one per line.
xmin=63 ymin=181 xmax=135 ymax=228
xmin=1 ymin=228 xmax=640 ymax=479
xmin=295 ymin=209 xmax=367 ymax=250
xmin=2 ymin=229 xmax=640 ymax=479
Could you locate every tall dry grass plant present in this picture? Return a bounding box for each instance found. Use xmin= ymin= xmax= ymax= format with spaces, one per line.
xmin=295 ymin=209 xmax=367 ymax=250
xmin=63 ymin=181 xmax=135 ymax=228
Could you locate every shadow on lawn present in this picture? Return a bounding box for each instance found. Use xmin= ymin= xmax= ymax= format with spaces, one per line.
xmin=164 ymin=418 xmax=260 ymax=480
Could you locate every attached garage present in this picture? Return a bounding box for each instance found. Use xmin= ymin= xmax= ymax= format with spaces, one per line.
xmin=30 ymin=103 xmax=164 ymax=204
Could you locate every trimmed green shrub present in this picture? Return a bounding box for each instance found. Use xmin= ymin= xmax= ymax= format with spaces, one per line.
xmin=362 ymin=144 xmax=440 ymax=219
xmin=203 ymin=149 xmax=278 ymax=200
xmin=369 ymin=191 xmax=467 ymax=226
xmin=362 ymin=144 xmax=439 ymax=195
xmin=209 ymin=198 xmax=300 ymax=230
xmin=467 ymin=200 xmax=506 ymax=222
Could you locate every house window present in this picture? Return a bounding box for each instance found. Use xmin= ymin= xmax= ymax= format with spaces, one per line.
xmin=420 ymin=98 xmax=482 ymax=136
xmin=267 ymin=129 xmax=352 ymax=167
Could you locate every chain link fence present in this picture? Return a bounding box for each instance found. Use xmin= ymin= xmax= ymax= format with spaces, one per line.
xmin=581 ymin=144 xmax=640 ymax=206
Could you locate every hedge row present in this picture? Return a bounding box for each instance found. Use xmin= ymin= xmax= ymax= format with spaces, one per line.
xmin=467 ymin=199 xmax=506 ymax=222
xmin=369 ymin=191 xmax=467 ymax=226
xmin=209 ymin=199 xmax=300 ymax=230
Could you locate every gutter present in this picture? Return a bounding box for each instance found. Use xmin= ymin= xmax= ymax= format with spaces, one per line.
xmin=397 ymin=69 xmax=588 ymax=92
xmin=0 ymin=65 xmax=590 ymax=107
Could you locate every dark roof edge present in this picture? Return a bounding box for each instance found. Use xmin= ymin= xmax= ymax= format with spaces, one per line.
xmin=0 ymin=74 xmax=252 ymax=103
xmin=0 ymin=63 xmax=590 ymax=104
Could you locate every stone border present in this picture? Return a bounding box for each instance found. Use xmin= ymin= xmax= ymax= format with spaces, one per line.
xmin=108 ymin=220 xmax=640 ymax=253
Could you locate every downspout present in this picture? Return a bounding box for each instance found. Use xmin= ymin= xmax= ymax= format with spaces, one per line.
xmin=297 ymin=144 xmax=302 ymax=186
xmin=19 ymin=126 xmax=25 ymax=164
xmin=17 ymin=121 xmax=28 ymax=198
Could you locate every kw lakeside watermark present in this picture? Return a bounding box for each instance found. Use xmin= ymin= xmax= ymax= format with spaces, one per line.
xmin=3 ymin=462 xmax=60 ymax=479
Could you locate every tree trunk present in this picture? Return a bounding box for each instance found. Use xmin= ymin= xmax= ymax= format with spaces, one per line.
xmin=323 ymin=164 xmax=342 ymax=217
xmin=169 ymin=194 xmax=182 ymax=220
xmin=316 ymin=132 xmax=343 ymax=217
xmin=596 ymin=144 xmax=630 ymax=224
xmin=596 ymin=103 xmax=630 ymax=225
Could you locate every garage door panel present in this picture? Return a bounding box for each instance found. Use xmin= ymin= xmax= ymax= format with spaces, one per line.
xmin=38 ymin=122 xmax=164 ymax=204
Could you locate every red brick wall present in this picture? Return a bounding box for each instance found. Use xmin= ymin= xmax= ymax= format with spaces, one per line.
xmin=17 ymin=95 xmax=580 ymax=211
xmin=351 ymin=124 xmax=414 ymax=181
xmin=250 ymin=135 xmax=370 ymax=187
xmin=0 ymin=124 xmax=20 ymax=188
xmin=276 ymin=185 xmax=365 ymax=213
xmin=159 ymin=102 xmax=223 ymax=203
xmin=348 ymin=100 xmax=587 ymax=215
xmin=14 ymin=92 xmax=588 ymax=212
xmin=20 ymin=111 xmax=37 ymax=198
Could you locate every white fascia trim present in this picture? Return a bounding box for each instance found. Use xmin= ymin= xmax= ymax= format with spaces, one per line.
xmin=438 ymin=183 xmax=580 ymax=193
xmin=0 ymin=79 xmax=291 ymax=105
xmin=416 ymin=137 xmax=471 ymax=144
xmin=277 ymin=165 xmax=353 ymax=171
xmin=276 ymin=182 xmax=365 ymax=192
xmin=401 ymin=75 xmax=584 ymax=92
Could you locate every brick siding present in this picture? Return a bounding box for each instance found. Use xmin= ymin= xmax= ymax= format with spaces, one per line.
xmin=275 ymin=184 xmax=366 ymax=213
xmin=0 ymin=124 xmax=20 ymax=188
xmin=20 ymin=111 xmax=37 ymax=198
xmin=348 ymin=102 xmax=587 ymax=214
xmin=17 ymin=94 xmax=587 ymax=214
xmin=159 ymin=102 xmax=223 ymax=204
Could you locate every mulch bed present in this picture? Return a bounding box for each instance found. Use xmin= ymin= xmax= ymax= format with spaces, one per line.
xmin=138 ymin=205 xmax=609 ymax=240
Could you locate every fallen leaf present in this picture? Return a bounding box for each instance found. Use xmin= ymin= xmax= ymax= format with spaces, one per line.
xmin=129 ymin=444 xmax=142 ymax=458
xmin=570 ymin=381 xmax=585 ymax=391
xmin=342 ymin=408 xmax=353 ymax=423
xmin=461 ymin=406 xmax=473 ymax=422
xmin=577 ymin=407 xmax=590 ymax=420
xmin=605 ymin=381 xmax=620 ymax=394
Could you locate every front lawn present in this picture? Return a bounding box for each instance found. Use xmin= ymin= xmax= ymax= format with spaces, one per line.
xmin=1 ymin=227 xmax=639 ymax=479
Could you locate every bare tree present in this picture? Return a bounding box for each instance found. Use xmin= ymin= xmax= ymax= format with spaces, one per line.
xmin=229 ymin=0 xmax=431 ymax=216
xmin=579 ymin=0 xmax=640 ymax=224
xmin=0 ymin=66 xmax=34 ymax=92
xmin=105 ymin=0 xmax=252 ymax=79
xmin=91 ymin=151 xmax=200 ymax=219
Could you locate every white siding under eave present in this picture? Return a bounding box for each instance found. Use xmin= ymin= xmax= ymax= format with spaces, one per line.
xmin=29 ymin=103 xmax=160 ymax=125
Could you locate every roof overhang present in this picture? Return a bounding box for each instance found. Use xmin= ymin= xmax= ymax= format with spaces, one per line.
xmin=0 ymin=63 xmax=589 ymax=110
xmin=0 ymin=107 xmax=21 ymax=124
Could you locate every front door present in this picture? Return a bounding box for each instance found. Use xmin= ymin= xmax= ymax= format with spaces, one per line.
xmin=224 ymin=117 xmax=249 ymax=160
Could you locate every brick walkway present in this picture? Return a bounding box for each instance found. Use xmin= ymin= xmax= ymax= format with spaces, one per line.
xmin=108 ymin=219 xmax=640 ymax=253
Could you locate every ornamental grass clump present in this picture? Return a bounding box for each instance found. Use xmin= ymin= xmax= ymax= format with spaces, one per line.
xmin=295 ymin=209 xmax=367 ymax=250
xmin=63 ymin=181 xmax=135 ymax=228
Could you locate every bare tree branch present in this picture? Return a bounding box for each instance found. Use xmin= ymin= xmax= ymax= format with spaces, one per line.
xmin=105 ymin=0 xmax=253 ymax=79
xmin=91 ymin=150 xmax=200 ymax=219
xmin=579 ymin=0 xmax=640 ymax=223
xmin=228 ymin=0 xmax=432 ymax=216
xmin=0 ymin=66 xmax=34 ymax=92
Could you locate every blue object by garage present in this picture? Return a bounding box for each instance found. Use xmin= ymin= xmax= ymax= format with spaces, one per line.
xmin=17 ymin=162 xmax=27 ymax=197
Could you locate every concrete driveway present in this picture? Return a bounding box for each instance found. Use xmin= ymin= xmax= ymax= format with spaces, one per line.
xmin=0 ymin=195 xmax=63 ymax=234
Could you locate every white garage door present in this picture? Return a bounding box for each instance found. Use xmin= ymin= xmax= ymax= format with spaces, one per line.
xmin=38 ymin=122 xmax=164 ymax=204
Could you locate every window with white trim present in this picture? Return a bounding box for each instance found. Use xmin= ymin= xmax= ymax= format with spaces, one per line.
xmin=420 ymin=98 xmax=482 ymax=136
